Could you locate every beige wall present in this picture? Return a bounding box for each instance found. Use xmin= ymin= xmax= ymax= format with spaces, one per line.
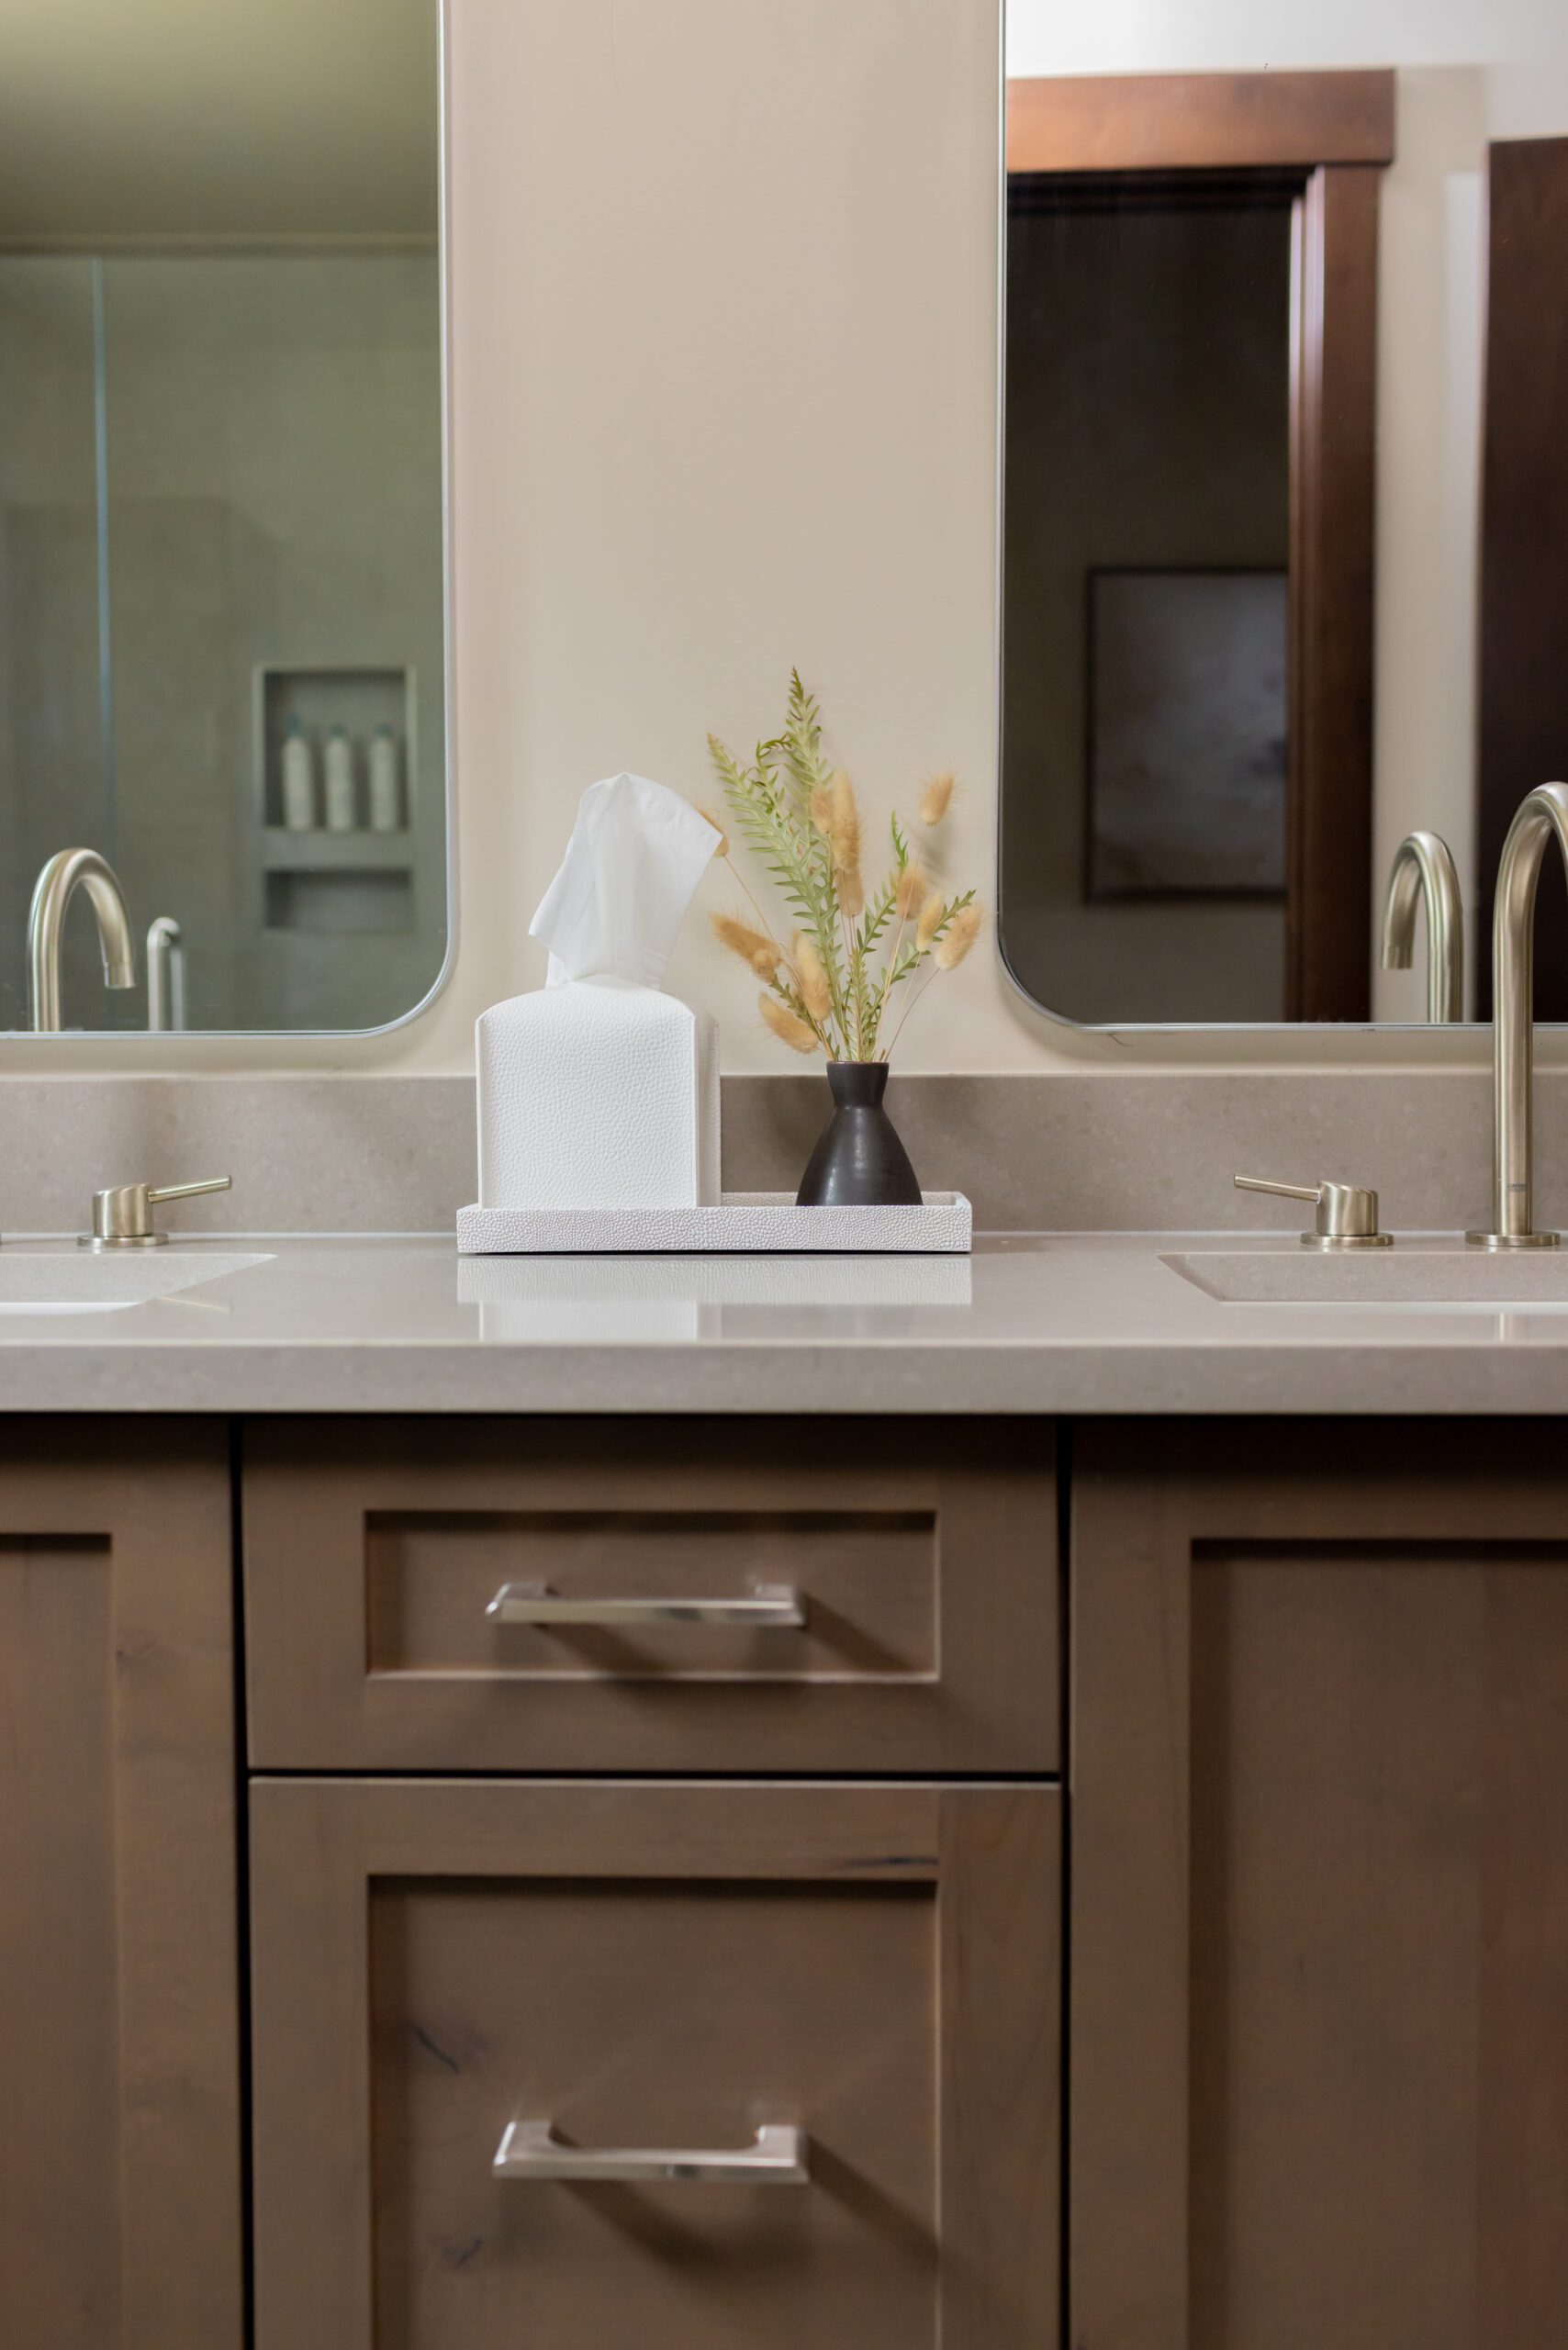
xmin=7 ymin=0 xmax=1565 ymax=1076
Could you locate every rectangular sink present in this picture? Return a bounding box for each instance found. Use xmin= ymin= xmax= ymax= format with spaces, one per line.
xmin=1165 ymin=1247 xmax=1568 ymax=1305
xmin=0 ymin=1249 xmax=271 ymax=1313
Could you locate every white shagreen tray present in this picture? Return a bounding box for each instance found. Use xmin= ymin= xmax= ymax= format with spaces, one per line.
xmin=456 ymin=1190 xmax=972 ymax=1256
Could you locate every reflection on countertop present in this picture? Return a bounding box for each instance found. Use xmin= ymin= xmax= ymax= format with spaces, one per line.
xmin=458 ymin=1248 xmax=973 ymax=1345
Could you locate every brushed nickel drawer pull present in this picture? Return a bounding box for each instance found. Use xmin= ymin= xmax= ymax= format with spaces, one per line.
xmin=493 ymin=2121 xmax=811 ymax=2185
xmin=486 ymin=1582 xmax=806 ymax=1628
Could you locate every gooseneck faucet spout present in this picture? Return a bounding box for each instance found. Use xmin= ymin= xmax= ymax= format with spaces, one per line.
xmin=27 ymin=848 xmax=137 ymax=1032
xmin=1468 ymin=782 xmax=1568 ymax=1249
xmin=1380 ymin=830 xmax=1464 ymax=1023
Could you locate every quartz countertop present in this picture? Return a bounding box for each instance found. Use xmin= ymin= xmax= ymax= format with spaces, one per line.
xmin=0 ymin=1231 xmax=1566 ymax=1413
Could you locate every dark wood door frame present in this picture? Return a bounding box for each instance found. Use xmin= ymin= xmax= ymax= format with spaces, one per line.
xmin=1007 ymin=71 xmax=1394 ymax=1021
xmin=1476 ymin=136 xmax=1568 ymax=1021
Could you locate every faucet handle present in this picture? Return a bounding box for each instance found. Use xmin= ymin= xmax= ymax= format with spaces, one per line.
xmin=1234 ymin=1174 xmax=1394 ymax=1249
xmin=84 ymin=1175 xmax=231 ymax=1250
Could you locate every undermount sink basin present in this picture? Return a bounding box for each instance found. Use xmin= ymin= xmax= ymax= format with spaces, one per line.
xmin=0 ymin=1248 xmax=271 ymax=1314
xmin=1166 ymin=1249 xmax=1568 ymax=1306
xmin=1165 ymin=1247 xmax=1568 ymax=1305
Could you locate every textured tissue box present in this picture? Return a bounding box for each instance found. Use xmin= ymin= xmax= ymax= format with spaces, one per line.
xmin=476 ymin=973 xmax=720 ymax=1210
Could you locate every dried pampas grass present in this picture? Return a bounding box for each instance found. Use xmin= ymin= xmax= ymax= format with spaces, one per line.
xmin=829 ymin=772 xmax=864 ymax=917
xmin=703 ymin=674 xmax=984 ymax=1066
xmin=915 ymin=890 xmax=946 ymax=951
xmin=793 ymin=933 xmax=834 ymax=1023
xmin=759 ymin=992 xmax=820 ymax=1053
xmin=711 ymin=912 xmax=779 ymax=978
xmin=935 ymin=901 xmax=982 ymax=969
xmin=920 ymin=772 xmax=955 ymax=828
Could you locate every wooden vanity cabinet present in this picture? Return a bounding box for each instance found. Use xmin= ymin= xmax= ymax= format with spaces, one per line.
xmin=249 ymin=1779 xmax=1060 ymax=2350
xmin=0 ymin=1424 xmax=242 ymax=2350
xmin=1070 ymin=1420 xmax=1568 ymax=2350
xmin=241 ymin=1416 xmax=1063 ymax=2346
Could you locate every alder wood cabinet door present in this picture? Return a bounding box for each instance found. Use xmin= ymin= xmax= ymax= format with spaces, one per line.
xmin=0 ymin=1422 xmax=242 ymax=2350
xmin=243 ymin=1417 xmax=1058 ymax=1775
xmin=1071 ymin=1419 xmax=1568 ymax=2350
xmin=251 ymin=1778 xmax=1059 ymax=2349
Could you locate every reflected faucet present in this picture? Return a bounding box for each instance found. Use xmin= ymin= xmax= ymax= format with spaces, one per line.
xmin=1380 ymin=830 xmax=1464 ymax=1023
xmin=1468 ymin=782 xmax=1568 ymax=1249
xmin=147 ymin=915 xmax=185 ymax=1032
xmin=27 ymin=848 xmax=137 ymax=1032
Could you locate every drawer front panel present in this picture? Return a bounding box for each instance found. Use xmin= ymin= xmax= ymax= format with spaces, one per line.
xmin=243 ymin=1419 xmax=1058 ymax=1772
xmin=251 ymin=1779 xmax=1059 ymax=2350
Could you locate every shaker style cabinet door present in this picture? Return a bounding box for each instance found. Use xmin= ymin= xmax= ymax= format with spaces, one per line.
xmin=242 ymin=1417 xmax=1058 ymax=1776
xmin=250 ymin=1779 xmax=1059 ymax=2349
xmin=0 ymin=1423 xmax=242 ymax=2350
xmin=1071 ymin=1420 xmax=1568 ymax=2350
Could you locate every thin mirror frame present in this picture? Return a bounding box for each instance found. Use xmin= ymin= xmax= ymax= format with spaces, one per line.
xmin=990 ymin=6 xmax=1506 ymax=1038
xmin=4 ymin=0 xmax=458 ymax=1044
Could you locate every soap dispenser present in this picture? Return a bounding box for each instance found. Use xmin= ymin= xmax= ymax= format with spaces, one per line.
xmin=324 ymin=725 xmax=356 ymax=831
xmin=280 ymin=713 xmax=317 ymax=830
xmin=368 ymin=724 xmax=403 ymax=831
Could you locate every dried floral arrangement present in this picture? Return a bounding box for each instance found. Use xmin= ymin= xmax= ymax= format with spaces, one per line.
xmin=701 ymin=673 xmax=981 ymax=1062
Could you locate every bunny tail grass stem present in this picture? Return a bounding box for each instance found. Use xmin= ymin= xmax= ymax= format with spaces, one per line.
xmin=759 ymin=991 xmax=820 ymax=1053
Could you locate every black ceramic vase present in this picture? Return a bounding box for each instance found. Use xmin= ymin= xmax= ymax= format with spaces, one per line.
xmin=795 ymin=1061 xmax=922 ymax=1208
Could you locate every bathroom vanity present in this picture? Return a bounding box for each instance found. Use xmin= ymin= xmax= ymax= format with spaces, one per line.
xmin=8 ymin=1236 xmax=1568 ymax=2349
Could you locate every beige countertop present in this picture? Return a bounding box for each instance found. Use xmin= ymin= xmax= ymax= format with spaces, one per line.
xmin=0 ymin=1231 xmax=1565 ymax=1413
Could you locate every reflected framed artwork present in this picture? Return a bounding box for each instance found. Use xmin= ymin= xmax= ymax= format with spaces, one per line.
xmin=1084 ymin=566 xmax=1288 ymax=901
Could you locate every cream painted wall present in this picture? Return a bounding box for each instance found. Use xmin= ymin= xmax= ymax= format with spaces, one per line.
xmin=8 ymin=0 xmax=1566 ymax=1077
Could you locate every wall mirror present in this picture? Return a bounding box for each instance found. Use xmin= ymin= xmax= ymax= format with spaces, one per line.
xmin=0 ymin=0 xmax=447 ymax=1036
xmin=1001 ymin=2 xmax=1568 ymax=1027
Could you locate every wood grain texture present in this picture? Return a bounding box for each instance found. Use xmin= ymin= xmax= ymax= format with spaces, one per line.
xmin=1072 ymin=1420 xmax=1568 ymax=2349
xmin=1287 ymin=165 xmax=1381 ymax=1020
xmin=251 ymin=1778 xmax=1059 ymax=2350
xmin=242 ymin=1418 xmax=1058 ymax=1774
xmin=0 ymin=1423 xmax=241 ymax=2350
xmin=1007 ymin=71 xmax=1395 ymax=174
xmin=1476 ymin=136 xmax=1568 ymax=1019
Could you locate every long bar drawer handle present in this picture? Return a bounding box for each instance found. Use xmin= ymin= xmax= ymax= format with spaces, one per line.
xmin=493 ymin=2120 xmax=811 ymax=2185
xmin=485 ymin=1581 xmax=806 ymax=1628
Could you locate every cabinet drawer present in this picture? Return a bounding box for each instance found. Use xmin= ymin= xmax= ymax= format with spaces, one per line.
xmin=251 ymin=1778 xmax=1058 ymax=2350
xmin=242 ymin=1418 xmax=1058 ymax=1773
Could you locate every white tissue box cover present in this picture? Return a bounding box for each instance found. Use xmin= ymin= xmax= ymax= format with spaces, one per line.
xmin=456 ymin=1191 xmax=973 ymax=1256
xmin=476 ymin=977 xmax=719 ymax=1210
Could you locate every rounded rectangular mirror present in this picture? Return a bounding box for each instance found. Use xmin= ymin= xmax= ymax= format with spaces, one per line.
xmin=0 ymin=0 xmax=449 ymax=1035
xmin=1000 ymin=5 xmax=1568 ymax=1029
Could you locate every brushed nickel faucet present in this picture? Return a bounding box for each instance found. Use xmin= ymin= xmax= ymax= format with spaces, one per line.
xmin=28 ymin=848 xmax=137 ymax=1032
xmin=1468 ymin=781 xmax=1568 ymax=1249
xmin=1380 ymin=829 xmax=1463 ymax=1022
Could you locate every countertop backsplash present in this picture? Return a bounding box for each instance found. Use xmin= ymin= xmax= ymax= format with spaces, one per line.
xmin=0 ymin=1069 xmax=1560 ymax=1237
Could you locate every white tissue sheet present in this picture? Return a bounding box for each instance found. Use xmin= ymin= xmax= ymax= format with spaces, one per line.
xmin=529 ymin=771 xmax=719 ymax=988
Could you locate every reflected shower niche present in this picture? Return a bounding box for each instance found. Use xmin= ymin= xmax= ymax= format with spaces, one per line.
xmin=256 ymin=666 xmax=421 ymax=943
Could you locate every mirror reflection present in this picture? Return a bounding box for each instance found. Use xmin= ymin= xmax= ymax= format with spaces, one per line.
xmin=1001 ymin=4 xmax=1568 ymax=1026
xmin=0 ymin=0 xmax=446 ymax=1035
